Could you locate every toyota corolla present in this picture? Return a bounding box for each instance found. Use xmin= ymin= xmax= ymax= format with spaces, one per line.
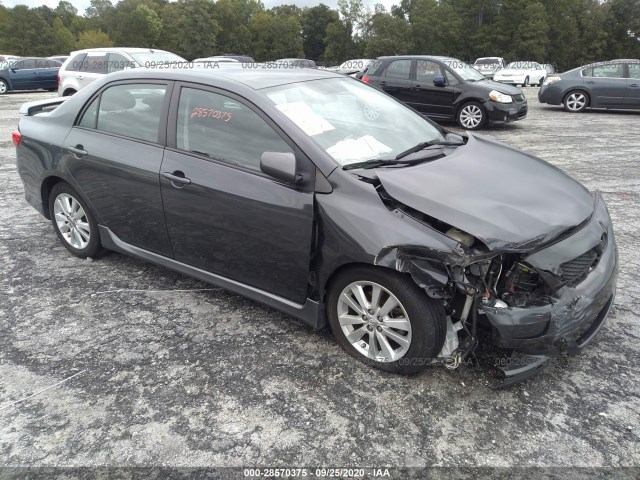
xmin=13 ymin=68 xmax=618 ymax=386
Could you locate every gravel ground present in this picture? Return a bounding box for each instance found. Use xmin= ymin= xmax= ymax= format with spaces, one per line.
xmin=0 ymin=88 xmax=639 ymax=475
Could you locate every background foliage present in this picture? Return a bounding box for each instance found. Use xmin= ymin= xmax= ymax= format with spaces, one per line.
xmin=0 ymin=0 xmax=639 ymax=70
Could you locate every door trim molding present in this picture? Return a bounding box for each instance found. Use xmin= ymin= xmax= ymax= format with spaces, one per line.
xmin=99 ymin=226 xmax=323 ymax=329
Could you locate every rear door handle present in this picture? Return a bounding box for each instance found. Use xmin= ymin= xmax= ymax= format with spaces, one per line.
xmin=67 ymin=145 xmax=87 ymax=157
xmin=162 ymin=171 xmax=191 ymax=187
xmin=586 ymin=80 xmax=595 ymax=84
xmin=380 ymin=81 xmax=387 ymax=85
xmin=629 ymin=83 xmax=639 ymax=88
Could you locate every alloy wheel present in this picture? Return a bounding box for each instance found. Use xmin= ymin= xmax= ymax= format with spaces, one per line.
xmin=53 ymin=193 xmax=91 ymax=249
xmin=0 ymin=81 xmax=7 ymax=94
xmin=566 ymin=92 xmax=587 ymax=111
xmin=336 ymin=281 xmax=412 ymax=362
xmin=459 ymin=104 xmax=484 ymax=129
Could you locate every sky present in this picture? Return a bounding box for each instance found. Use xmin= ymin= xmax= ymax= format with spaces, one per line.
xmin=2 ymin=0 xmax=399 ymax=15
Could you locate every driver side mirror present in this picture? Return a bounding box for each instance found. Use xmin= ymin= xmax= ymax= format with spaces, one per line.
xmin=260 ymin=152 xmax=302 ymax=184
xmin=433 ymin=75 xmax=446 ymax=87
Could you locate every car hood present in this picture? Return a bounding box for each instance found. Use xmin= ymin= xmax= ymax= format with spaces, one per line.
xmin=376 ymin=135 xmax=594 ymax=251
xmin=474 ymin=79 xmax=522 ymax=95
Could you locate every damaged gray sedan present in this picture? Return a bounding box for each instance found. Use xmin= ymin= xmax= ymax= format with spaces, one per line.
xmin=14 ymin=68 xmax=618 ymax=386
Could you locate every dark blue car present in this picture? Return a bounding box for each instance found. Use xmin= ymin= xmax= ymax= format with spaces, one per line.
xmin=0 ymin=57 xmax=61 ymax=95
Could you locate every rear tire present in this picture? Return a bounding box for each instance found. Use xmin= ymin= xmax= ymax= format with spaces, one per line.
xmin=521 ymin=76 xmax=529 ymax=87
xmin=63 ymin=89 xmax=76 ymax=96
xmin=327 ymin=266 xmax=446 ymax=374
xmin=48 ymin=182 xmax=103 ymax=258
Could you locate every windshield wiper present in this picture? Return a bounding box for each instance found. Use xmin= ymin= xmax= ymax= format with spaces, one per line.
xmin=343 ymin=150 xmax=447 ymax=170
xmin=395 ymin=139 xmax=465 ymax=160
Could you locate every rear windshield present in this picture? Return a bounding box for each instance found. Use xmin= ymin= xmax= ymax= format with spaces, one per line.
xmin=475 ymin=59 xmax=500 ymax=65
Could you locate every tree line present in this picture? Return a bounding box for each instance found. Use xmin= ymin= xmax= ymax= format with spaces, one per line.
xmin=0 ymin=0 xmax=639 ymax=71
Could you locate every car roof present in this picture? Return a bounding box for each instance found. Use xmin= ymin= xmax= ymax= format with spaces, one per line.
xmin=377 ymin=55 xmax=462 ymax=62
xmin=70 ymin=47 xmax=174 ymax=55
xmin=105 ymin=65 xmax=343 ymax=90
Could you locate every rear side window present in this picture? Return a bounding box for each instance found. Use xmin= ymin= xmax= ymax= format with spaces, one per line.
xmin=66 ymin=53 xmax=87 ymax=72
xmin=384 ymin=60 xmax=412 ymax=80
xmin=176 ymin=87 xmax=292 ymax=172
xmin=77 ymin=83 xmax=167 ymax=143
xmin=82 ymin=54 xmax=108 ymax=74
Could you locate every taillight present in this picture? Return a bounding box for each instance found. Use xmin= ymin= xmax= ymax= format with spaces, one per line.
xmin=57 ymin=75 xmax=60 ymax=87
xmin=12 ymin=130 xmax=21 ymax=147
xmin=361 ymin=76 xmax=370 ymax=83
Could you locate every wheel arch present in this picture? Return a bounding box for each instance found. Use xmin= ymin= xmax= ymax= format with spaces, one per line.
xmin=40 ymin=175 xmax=66 ymax=219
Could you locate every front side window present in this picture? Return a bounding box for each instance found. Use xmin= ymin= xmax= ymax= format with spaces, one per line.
xmin=588 ymin=64 xmax=624 ymax=78
xmin=416 ymin=60 xmax=443 ymax=83
xmin=261 ymin=78 xmax=444 ymax=166
xmin=384 ymin=60 xmax=412 ymax=80
xmin=18 ymin=59 xmax=37 ymax=69
xmin=108 ymin=53 xmax=135 ymax=73
xmin=176 ymin=87 xmax=292 ymax=172
xmin=77 ymin=83 xmax=166 ymax=142
xmin=442 ymin=59 xmax=485 ymax=81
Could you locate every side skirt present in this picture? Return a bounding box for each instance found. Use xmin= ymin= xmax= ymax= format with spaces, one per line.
xmin=99 ymin=226 xmax=322 ymax=329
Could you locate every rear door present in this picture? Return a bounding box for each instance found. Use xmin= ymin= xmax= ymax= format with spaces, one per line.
xmin=78 ymin=52 xmax=108 ymax=88
xmin=160 ymin=83 xmax=315 ymax=303
xmin=411 ymin=59 xmax=457 ymax=119
xmin=373 ymin=59 xmax=416 ymax=105
xmin=36 ymin=59 xmax=59 ymax=89
xmin=583 ymin=62 xmax=627 ymax=107
xmin=63 ymin=81 xmax=174 ymax=256
xmin=625 ymin=62 xmax=640 ymax=108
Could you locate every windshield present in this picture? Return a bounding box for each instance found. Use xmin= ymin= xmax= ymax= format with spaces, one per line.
xmin=507 ymin=61 xmax=540 ymax=70
xmin=261 ymin=78 xmax=444 ymax=166
xmin=441 ymin=59 xmax=486 ymax=81
xmin=131 ymin=51 xmax=186 ymax=66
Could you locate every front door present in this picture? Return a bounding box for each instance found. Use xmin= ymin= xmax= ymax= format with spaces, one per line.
xmin=160 ymin=84 xmax=315 ymax=303
xmin=411 ymin=59 xmax=456 ymax=119
xmin=584 ymin=63 xmax=627 ymax=108
xmin=626 ymin=63 xmax=640 ymax=108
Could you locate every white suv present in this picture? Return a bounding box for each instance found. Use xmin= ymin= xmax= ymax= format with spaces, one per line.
xmin=58 ymin=47 xmax=186 ymax=96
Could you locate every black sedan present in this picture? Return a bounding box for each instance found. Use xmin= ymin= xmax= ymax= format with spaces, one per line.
xmin=0 ymin=57 xmax=61 ymax=95
xmin=14 ymin=68 xmax=617 ymax=386
xmin=362 ymin=55 xmax=527 ymax=130
xmin=539 ymin=59 xmax=640 ymax=112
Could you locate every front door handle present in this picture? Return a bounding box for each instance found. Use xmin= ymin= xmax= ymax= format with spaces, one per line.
xmin=162 ymin=171 xmax=191 ymax=187
xmin=67 ymin=145 xmax=87 ymax=157
xmin=629 ymin=83 xmax=639 ymax=88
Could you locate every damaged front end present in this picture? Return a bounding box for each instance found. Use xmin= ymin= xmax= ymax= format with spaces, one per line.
xmin=375 ymin=185 xmax=618 ymax=386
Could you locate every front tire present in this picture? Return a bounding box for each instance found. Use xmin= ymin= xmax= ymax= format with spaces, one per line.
xmin=0 ymin=79 xmax=8 ymax=95
xmin=327 ymin=266 xmax=446 ymax=374
xmin=457 ymin=101 xmax=486 ymax=130
xmin=48 ymin=182 xmax=102 ymax=258
xmin=563 ymin=90 xmax=589 ymax=112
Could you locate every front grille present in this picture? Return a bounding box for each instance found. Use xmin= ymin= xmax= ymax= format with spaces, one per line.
xmin=512 ymin=94 xmax=525 ymax=101
xmin=561 ymin=250 xmax=598 ymax=286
